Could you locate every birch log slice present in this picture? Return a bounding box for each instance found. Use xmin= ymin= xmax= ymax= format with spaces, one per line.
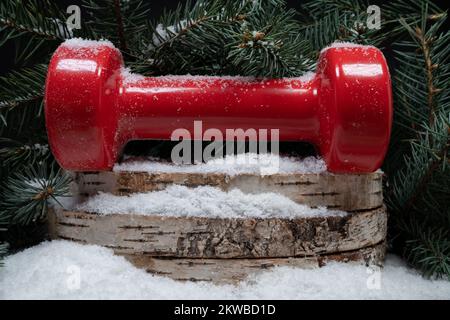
xmin=59 ymin=170 xmax=387 ymax=283
xmin=122 ymin=242 xmax=386 ymax=283
xmin=49 ymin=206 xmax=387 ymax=259
xmin=75 ymin=171 xmax=383 ymax=212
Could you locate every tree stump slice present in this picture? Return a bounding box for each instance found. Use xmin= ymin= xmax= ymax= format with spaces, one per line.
xmin=49 ymin=206 xmax=386 ymax=259
xmin=75 ymin=171 xmax=383 ymax=212
xmin=51 ymin=170 xmax=387 ymax=283
xmin=122 ymin=242 xmax=386 ymax=283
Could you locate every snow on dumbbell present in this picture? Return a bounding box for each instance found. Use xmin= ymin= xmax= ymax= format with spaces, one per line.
xmin=44 ymin=39 xmax=392 ymax=172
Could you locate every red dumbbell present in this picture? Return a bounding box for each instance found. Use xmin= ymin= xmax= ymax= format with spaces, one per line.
xmin=45 ymin=40 xmax=392 ymax=173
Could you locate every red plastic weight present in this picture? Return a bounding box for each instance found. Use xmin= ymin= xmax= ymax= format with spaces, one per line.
xmin=45 ymin=40 xmax=392 ymax=172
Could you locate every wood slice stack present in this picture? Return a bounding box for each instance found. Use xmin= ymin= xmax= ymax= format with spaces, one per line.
xmin=49 ymin=169 xmax=387 ymax=284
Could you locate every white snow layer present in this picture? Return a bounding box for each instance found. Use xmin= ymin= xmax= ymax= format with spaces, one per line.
xmin=120 ymin=67 xmax=145 ymax=84
xmin=1 ymin=241 xmax=449 ymax=300
xmin=114 ymin=153 xmax=327 ymax=175
xmin=120 ymin=70 xmax=257 ymax=85
xmin=121 ymin=72 xmax=315 ymax=85
xmin=292 ymin=71 xmax=316 ymax=82
xmin=62 ymin=38 xmax=115 ymax=50
xmin=320 ymin=41 xmax=375 ymax=54
xmin=75 ymin=185 xmax=345 ymax=218
xmin=152 ymin=20 xmax=188 ymax=47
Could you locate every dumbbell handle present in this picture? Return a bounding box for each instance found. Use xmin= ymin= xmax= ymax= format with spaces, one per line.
xmin=117 ymin=76 xmax=318 ymax=142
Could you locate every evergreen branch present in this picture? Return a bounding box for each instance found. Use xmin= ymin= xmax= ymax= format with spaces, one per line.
xmin=382 ymin=0 xmax=442 ymax=21
xmin=150 ymin=14 xmax=214 ymax=56
xmin=388 ymin=7 xmax=449 ymax=216
xmin=402 ymin=128 xmax=449 ymax=213
xmin=113 ymin=0 xmax=127 ymax=51
xmin=389 ymin=115 xmax=449 ymax=212
xmin=0 ymin=0 xmax=72 ymax=41
xmin=142 ymin=0 xmax=243 ymax=74
xmin=300 ymin=0 xmax=367 ymax=19
xmin=82 ymin=0 xmax=150 ymax=53
xmin=398 ymin=14 xmax=446 ymax=126
xmin=0 ymin=164 xmax=71 ymax=225
xmin=0 ymin=64 xmax=46 ymax=110
xmin=298 ymin=2 xmax=383 ymax=55
xmin=390 ymin=8 xmax=449 ymax=135
xmin=299 ymin=0 xmax=445 ymax=51
xmin=0 ymin=101 xmax=46 ymax=144
xmin=385 ymin=3 xmax=449 ymax=278
xmin=146 ymin=0 xmax=251 ymax=53
xmin=142 ymin=0 xmax=311 ymax=77
xmin=403 ymin=225 xmax=450 ymax=279
xmin=0 ymin=140 xmax=50 ymax=170
xmin=380 ymin=0 xmax=444 ymax=43
xmin=226 ymin=7 xmax=312 ymax=77
xmin=301 ymin=0 xmax=442 ymax=22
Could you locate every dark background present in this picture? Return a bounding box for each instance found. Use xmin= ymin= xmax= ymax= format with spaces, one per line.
xmin=0 ymin=0 xmax=448 ymax=76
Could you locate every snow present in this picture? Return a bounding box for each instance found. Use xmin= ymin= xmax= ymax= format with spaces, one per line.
xmin=1 ymin=241 xmax=449 ymax=300
xmin=140 ymin=74 xmax=319 ymax=84
xmin=292 ymin=71 xmax=316 ymax=82
xmin=114 ymin=153 xmax=326 ymax=175
xmin=121 ymin=72 xmax=257 ymax=87
xmin=149 ymin=74 xmax=256 ymax=84
xmin=61 ymin=38 xmax=116 ymax=54
xmin=120 ymin=67 xmax=145 ymax=84
xmin=75 ymin=185 xmax=346 ymax=219
xmin=320 ymin=41 xmax=375 ymax=54
xmin=151 ymin=20 xmax=188 ymax=47
xmin=120 ymin=71 xmax=317 ymax=87
xmin=62 ymin=38 xmax=115 ymax=49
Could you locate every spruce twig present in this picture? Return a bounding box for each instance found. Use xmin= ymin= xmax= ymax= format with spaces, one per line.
xmin=113 ymin=0 xmax=128 ymax=51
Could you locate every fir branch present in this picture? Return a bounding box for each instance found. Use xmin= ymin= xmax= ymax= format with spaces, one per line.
xmin=390 ymin=11 xmax=449 ymax=216
xmin=300 ymin=0 xmax=367 ymax=18
xmin=418 ymin=28 xmax=437 ymax=126
xmin=0 ymin=1 xmax=73 ymax=64
xmin=385 ymin=2 xmax=450 ymax=278
xmin=382 ymin=0 xmax=442 ymax=21
xmin=142 ymin=0 xmax=311 ymax=77
xmin=82 ymin=0 xmax=150 ymax=54
xmin=299 ymin=0 xmax=445 ymax=51
xmin=0 ymin=101 xmax=46 ymax=145
xmin=226 ymin=6 xmax=311 ymax=77
xmin=402 ymin=129 xmax=449 ymax=213
xmin=398 ymin=14 xmax=445 ymax=127
xmin=0 ymin=139 xmax=50 ymax=171
xmin=113 ymin=0 xmax=127 ymax=51
xmin=389 ymin=10 xmax=449 ymax=214
xmin=0 ymin=64 xmax=47 ymax=110
xmin=141 ymin=0 xmax=243 ymax=74
xmin=150 ymin=14 xmax=214 ymax=55
xmin=389 ymin=115 xmax=449 ymax=212
xmin=0 ymin=164 xmax=71 ymax=225
xmin=0 ymin=0 xmax=72 ymax=41
xmin=298 ymin=2 xmax=382 ymax=56
xmin=404 ymin=226 xmax=450 ymax=279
